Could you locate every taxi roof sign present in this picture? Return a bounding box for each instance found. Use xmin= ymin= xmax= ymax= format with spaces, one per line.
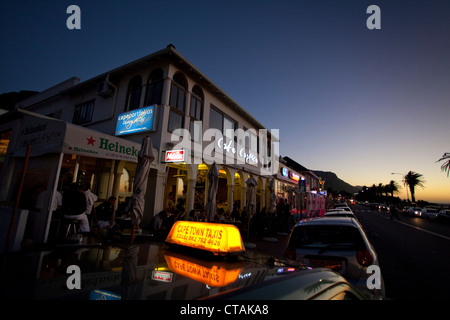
xmin=165 ymin=221 xmax=245 ymax=256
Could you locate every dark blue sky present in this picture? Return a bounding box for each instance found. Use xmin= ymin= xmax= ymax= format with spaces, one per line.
xmin=1 ymin=0 xmax=449 ymax=202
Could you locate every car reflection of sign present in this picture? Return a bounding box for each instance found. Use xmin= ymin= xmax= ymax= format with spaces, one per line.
xmin=165 ymin=221 xmax=245 ymax=256
xmin=151 ymin=270 xmax=173 ymax=283
xmin=165 ymin=149 xmax=185 ymax=163
xmin=89 ymin=289 xmax=121 ymax=300
xmin=115 ymin=105 xmax=155 ymax=136
xmin=164 ymin=252 xmax=243 ymax=287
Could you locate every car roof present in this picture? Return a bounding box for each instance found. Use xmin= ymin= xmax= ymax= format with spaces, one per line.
xmin=294 ymin=217 xmax=359 ymax=227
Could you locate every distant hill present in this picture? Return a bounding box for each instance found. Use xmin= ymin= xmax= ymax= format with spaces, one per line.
xmin=313 ymin=170 xmax=361 ymax=195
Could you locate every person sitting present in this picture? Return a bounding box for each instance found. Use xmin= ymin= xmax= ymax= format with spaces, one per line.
xmin=149 ymin=211 xmax=169 ymax=240
xmin=94 ymin=196 xmax=117 ymax=230
xmin=187 ymin=209 xmax=198 ymax=221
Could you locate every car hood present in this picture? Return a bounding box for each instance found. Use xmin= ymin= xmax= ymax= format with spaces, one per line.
xmin=1 ymin=242 xmax=326 ymax=300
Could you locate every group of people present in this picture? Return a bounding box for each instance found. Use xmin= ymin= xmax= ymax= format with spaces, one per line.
xmin=56 ymin=182 xmax=129 ymax=237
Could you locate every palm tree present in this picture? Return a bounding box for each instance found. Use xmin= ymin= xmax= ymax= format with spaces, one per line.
xmin=385 ymin=180 xmax=400 ymax=199
xmin=402 ymin=171 xmax=425 ymax=203
xmin=437 ymin=152 xmax=450 ymax=177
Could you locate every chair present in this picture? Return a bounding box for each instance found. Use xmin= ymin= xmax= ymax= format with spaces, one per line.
xmin=64 ymin=219 xmax=81 ymax=239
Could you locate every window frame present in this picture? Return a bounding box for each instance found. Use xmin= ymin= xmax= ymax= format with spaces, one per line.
xmin=126 ymin=76 xmax=143 ymax=111
xmin=189 ymin=85 xmax=204 ymax=142
xmin=168 ymin=73 xmax=188 ymax=133
xmin=209 ymin=105 xmax=237 ymax=142
xmin=72 ymin=99 xmax=95 ymax=125
xmin=145 ymin=69 xmax=164 ymax=106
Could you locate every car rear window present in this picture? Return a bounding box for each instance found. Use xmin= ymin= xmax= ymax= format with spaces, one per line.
xmin=289 ymin=225 xmax=364 ymax=250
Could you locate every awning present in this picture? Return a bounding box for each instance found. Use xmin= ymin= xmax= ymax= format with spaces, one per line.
xmin=11 ymin=112 xmax=141 ymax=162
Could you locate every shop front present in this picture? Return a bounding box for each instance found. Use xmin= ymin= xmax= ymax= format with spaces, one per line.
xmin=0 ymin=109 xmax=157 ymax=248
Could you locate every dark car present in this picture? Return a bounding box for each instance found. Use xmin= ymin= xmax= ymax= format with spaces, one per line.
xmin=0 ymin=221 xmax=380 ymax=301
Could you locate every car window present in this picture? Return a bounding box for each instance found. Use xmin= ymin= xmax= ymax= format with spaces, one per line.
xmin=289 ymin=225 xmax=364 ymax=250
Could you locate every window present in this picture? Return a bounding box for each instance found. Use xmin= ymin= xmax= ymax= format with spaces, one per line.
xmin=73 ymin=100 xmax=94 ymax=124
xmin=145 ymin=69 xmax=163 ymax=106
xmin=168 ymin=73 xmax=187 ymax=132
xmin=209 ymin=106 xmax=237 ymax=143
xmin=126 ymin=76 xmax=142 ymax=111
xmin=244 ymin=126 xmax=258 ymax=152
xmin=189 ymin=85 xmax=203 ymax=142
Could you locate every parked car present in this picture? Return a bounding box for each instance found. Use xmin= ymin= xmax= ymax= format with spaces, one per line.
xmin=438 ymin=209 xmax=450 ymax=222
xmin=284 ymin=217 xmax=384 ymax=298
xmin=420 ymin=208 xmax=440 ymax=220
xmin=407 ymin=207 xmax=422 ymax=217
xmin=331 ymin=206 xmax=353 ymax=213
xmin=324 ymin=210 xmax=356 ymax=218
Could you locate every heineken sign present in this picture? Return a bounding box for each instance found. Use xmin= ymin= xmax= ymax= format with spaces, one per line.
xmin=13 ymin=114 xmax=142 ymax=163
xmin=115 ymin=105 xmax=156 ymax=136
xmin=63 ymin=123 xmax=141 ymax=162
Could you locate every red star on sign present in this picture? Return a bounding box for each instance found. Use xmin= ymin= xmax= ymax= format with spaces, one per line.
xmin=86 ymin=136 xmax=96 ymax=146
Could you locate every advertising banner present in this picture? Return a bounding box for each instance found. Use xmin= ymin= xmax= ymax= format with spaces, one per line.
xmin=115 ymin=105 xmax=155 ymax=136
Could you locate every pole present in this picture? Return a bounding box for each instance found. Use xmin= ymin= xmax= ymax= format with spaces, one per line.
xmin=4 ymin=144 xmax=31 ymax=253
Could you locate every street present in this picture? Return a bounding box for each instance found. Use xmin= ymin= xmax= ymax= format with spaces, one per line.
xmin=352 ymin=204 xmax=450 ymax=300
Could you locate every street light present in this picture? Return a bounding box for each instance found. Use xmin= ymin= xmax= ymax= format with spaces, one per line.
xmin=391 ymin=172 xmax=410 ymax=202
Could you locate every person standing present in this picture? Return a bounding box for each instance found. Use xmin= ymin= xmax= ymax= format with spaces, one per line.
xmin=62 ymin=182 xmax=90 ymax=233
xmin=389 ymin=205 xmax=401 ymax=221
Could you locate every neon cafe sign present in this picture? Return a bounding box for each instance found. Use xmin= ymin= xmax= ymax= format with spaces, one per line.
xmin=217 ymin=137 xmax=258 ymax=164
xmin=281 ymin=167 xmax=300 ymax=181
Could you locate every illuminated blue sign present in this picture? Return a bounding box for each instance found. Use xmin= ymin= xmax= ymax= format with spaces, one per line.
xmin=115 ymin=105 xmax=155 ymax=136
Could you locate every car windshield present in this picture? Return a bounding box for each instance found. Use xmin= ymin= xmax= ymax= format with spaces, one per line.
xmin=289 ymin=225 xmax=364 ymax=250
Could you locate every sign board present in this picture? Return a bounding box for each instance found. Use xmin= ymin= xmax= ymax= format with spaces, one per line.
xmin=165 ymin=149 xmax=185 ymax=163
xmin=12 ymin=114 xmax=141 ymax=162
xmin=165 ymin=221 xmax=245 ymax=256
xmin=115 ymin=105 xmax=155 ymax=136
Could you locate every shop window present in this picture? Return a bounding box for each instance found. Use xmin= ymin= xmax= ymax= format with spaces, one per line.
xmin=73 ymin=100 xmax=95 ymax=125
xmin=145 ymin=69 xmax=163 ymax=106
xmin=168 ymin=73 xmax=187 ymax=132
xmin=189 ymin=85 xmax=203 ymax=142
xmin=126 ymin=76 xmax=142 ymax=111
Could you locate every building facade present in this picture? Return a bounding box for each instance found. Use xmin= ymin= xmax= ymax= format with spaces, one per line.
xmin=0 ymin=45 xmax=283 ymax=244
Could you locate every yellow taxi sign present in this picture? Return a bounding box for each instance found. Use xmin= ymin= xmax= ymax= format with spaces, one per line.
xmin=165 ymin=221 xmax=245 ymax=256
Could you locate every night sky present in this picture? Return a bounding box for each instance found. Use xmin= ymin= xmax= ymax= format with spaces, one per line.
xmin=1 ymin=0 xmax=449 ymax=203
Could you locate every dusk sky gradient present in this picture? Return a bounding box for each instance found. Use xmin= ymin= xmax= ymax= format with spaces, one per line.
xmin=1 ymin=0 xmax=450 ymax=203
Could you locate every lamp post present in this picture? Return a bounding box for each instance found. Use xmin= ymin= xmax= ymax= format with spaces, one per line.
xmin=391 ymin=172 xmax=410 ymax=202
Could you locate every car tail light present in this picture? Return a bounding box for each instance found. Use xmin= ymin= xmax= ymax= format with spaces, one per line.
xmin=356 ymin=249 xmax=373 ymax=267
xmin=284 ymin=246 xmax=297 ymax=260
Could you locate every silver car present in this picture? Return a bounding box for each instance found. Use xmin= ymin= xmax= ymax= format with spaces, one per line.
xmin=284 ymin=217 xmax=385 ymax=298
xmin=421 ymin=208 xmax=439 ymax=220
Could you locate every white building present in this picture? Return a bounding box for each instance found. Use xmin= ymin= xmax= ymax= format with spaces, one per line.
xmin=0 ymin=45 xmax=281 ymax=245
